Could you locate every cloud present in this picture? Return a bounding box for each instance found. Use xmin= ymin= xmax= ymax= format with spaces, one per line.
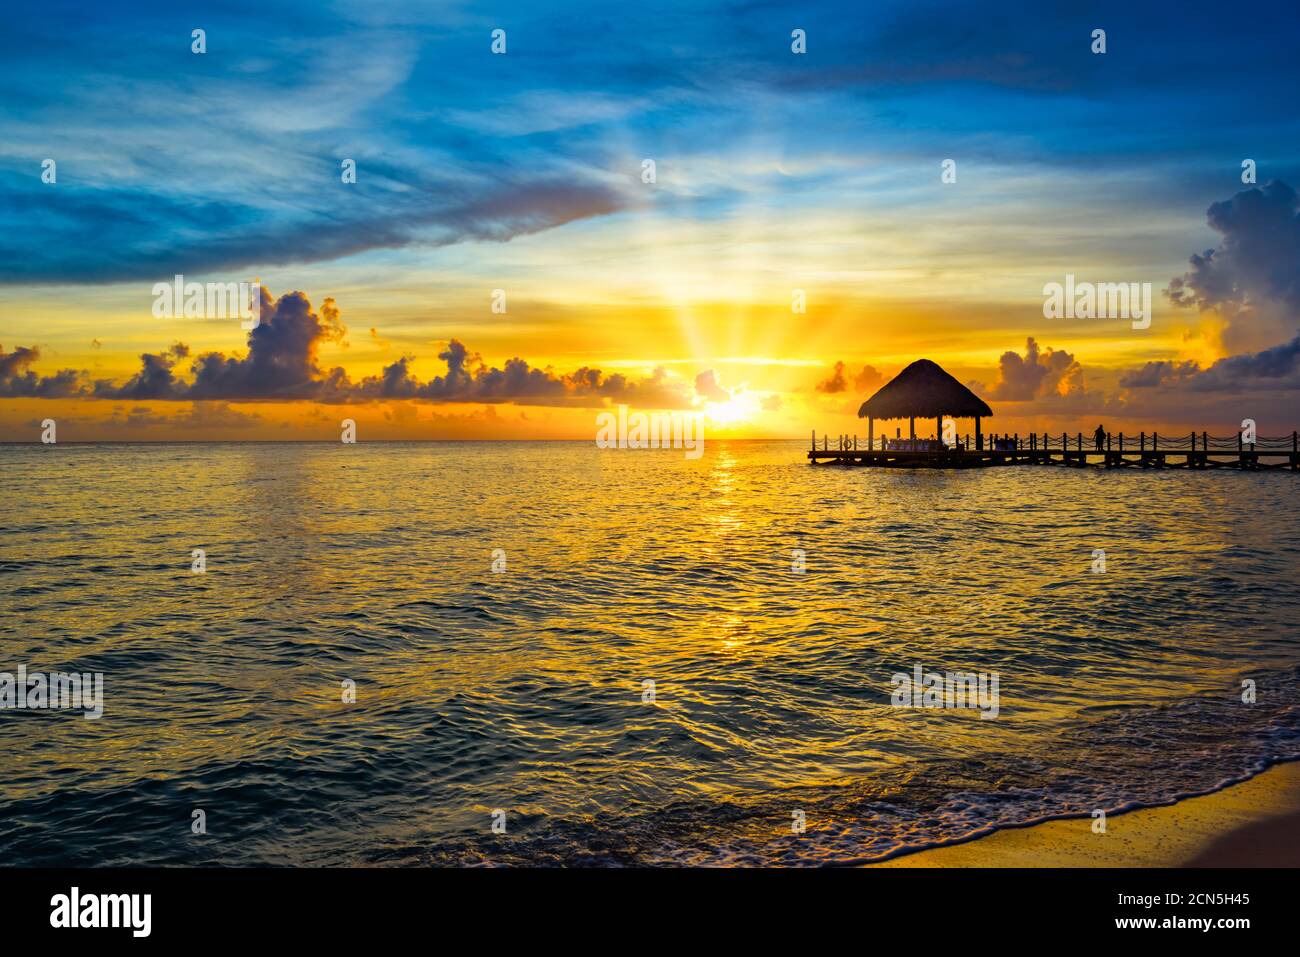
xmin=1119 ymin=359 xmax=1200 ymax=389
xmin=1193 ymin=332 xmax=1300 ymax=387
xmin=1167 ymin=181 xmax=1300 ymax=317
xmin=1117 ymin=334 xmax=1300 ymax=394
xmin=185 ymin=291 xmax=350 ymax=401
xmin=0 ymin=345 xmax=84 ymax=397
xmin=815 ymin=361 xmax=849 ymax=393
xmin=854 ymin=365 xmax=885 ymax=392
xmin=355 ymin=342 xmax=691 ymax=408
xmin=0 ymin=171 xmax=630 ymax=283
xmin=96 ymin=342 xmax=190 ymax=400
xmin=815 ymin=361 xmax=884 ymax=394
xmin=101 ymin=401 xmax=264 ymax=431
xmin=694 ymin=369 xmax=731 ymax=403
xmin=32 ymin=291 xmax=693 ymax=410
xmin=987 ymin=337 xmax=1083 ymax=401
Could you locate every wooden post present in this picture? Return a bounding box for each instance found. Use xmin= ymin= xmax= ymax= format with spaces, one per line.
xmin=1153 ymin=431 xmax=1158 ymax=451
xmin=1140 ymin=431 xmax=1145 ymax=451
xmin=909 ymin=417 xmax=916 ymax=440
xmin=1191 ymin=432 xmax=1195 ymax=452
xmin=936 ymin=415 xmax=942 ymax=446
xmin=811 ymin=429 xmax=816 ymax=451
xmin=1107 ymin=432 xmax=1112 ymax=452
xmin=1119 ymin=432 xmax=1124 ymax=452
xmin=975 ymin=416 xmax=982 ymax=450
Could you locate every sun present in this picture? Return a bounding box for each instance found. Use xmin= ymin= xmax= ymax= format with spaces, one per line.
xmin=704 ymin=394 xmax=760 ymax=426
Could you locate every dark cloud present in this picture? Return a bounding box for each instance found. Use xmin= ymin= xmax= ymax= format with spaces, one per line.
xmin=987 ymin=337 xmax=1083 ymax=401
xmin=816 ymin=361 xmax=884 ymax=394
xmin=0 ymin=344 xmax=84 ymax=397
xmin=0 ymin=345 xmax=39 ymax=380
xmin=354 ymin=341 xmax=690 ymax=408
xmin=578 ymin=366 xmax=692 ymax=409
xmin=25 ymin=291 xmax=692 ymax=410
xmin=96 ymin=342 xmax=190 ymax=400
xmin=1167 ymin=180 xmax=1300 ymax=317
xmin=1195 ymin=332 xmax=1300 ymax=386
xmin=1118 ymin=335 xmax=1300 ymax=394
xmin=694 ymin=369 xmax=731 ymax=403
xmin=0 ymin=177 xmax=628 ymax=284
xmin=815 ymin=361 xmax=849 ymax=394
xmin=186 ymin=290 xmax=350 ymax=401
xmin=1119 ymin=359 xmax=1200 ymax=389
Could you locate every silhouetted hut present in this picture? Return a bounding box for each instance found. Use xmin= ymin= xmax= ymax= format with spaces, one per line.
xmin=857 ymin=359 xmax=994 ymax=449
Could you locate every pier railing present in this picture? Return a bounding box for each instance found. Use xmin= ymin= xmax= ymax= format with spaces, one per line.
xmin=810 ymin=430 xmax=1300 ymax=453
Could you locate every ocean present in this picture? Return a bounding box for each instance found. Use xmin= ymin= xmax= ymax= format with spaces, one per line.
xmin=2 ymin=440 xmax=1298 ymax=865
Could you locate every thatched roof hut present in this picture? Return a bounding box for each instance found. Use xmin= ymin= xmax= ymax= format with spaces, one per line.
xmin=857 ymin=358 xmax=993 ymax=447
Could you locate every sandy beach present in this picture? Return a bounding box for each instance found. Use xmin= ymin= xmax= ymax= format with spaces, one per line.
xmin=868 ymin=761 xmax=1300 ymax=867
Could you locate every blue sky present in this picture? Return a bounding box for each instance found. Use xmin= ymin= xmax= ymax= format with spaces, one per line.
xmin=2 ymin=0 xmax=1299 ymax=438
xmin=4 ymin=0 xmax=1298 ymax=284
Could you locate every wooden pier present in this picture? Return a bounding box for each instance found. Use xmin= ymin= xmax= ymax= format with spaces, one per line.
xmin=808 ymin=430 xmax=1300 ymax=470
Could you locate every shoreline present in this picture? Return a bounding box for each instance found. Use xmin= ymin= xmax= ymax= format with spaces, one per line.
xmin=866 ymin=761 xmax=1300 ymax=868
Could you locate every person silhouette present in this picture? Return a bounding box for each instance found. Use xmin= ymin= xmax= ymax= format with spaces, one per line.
xmin=1094 ymin=424 xmax=1106 ymax=451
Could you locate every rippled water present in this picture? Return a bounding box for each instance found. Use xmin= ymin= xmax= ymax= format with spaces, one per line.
xmin=2 ymin=441 xmax=1298 ymax=866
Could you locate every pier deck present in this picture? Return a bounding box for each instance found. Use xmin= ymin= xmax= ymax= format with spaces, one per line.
xmin=808 ymin=431 xmax=1300 ymax=470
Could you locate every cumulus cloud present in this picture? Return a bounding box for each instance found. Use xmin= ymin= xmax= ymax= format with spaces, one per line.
xmin=10 ymin=291 xmax=694 ymax=411
xmin=0 ymin=345 xmax=84 ymax=397
xmin=1193 ymin=332 xmax=1300 ymax=386
xmin=185 ymin=290 xmax=351 ymax=401
xmin=815 ymin=361 xmax=884 ymax=394
xmin=814 ymin=361 xmax=849 ymax=393
xmin=97 ymin=342 xmax=190 ymax=400
xmin=1166 ymin=179 xmax=1300 ymax=354
xmin=854 ymin=365 xmax=885 ymax=392
xmin=694 ymin=369 xmax=731 ymax=403
xmin=355 ymin=342 xmax=692 ymax=408
xmin=1167 ymin=180 xmax=1300 ymax=316
xmin=987 ymin=337 xmax=1083 ymax=401
xmin=1117 ymin=334 xmax=1300 ymax=394
xmin=1119 ymin=359 xmax=1200 ymax=389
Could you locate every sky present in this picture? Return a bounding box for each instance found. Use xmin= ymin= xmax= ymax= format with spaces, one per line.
xmin=2 ymin=0 xmax=1299 ymax=440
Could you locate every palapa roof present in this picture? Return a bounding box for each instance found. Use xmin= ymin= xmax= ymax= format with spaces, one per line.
xmin=857 ymin=359 xmax=993 ymax=420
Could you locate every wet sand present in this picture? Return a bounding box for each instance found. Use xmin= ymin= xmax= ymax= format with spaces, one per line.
xmin=867 ymin=761 xmax=1300 ymax=867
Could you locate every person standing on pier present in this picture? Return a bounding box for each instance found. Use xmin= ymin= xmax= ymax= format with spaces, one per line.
xmin=1094 ymin=424 xmax=1106 ymax=451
